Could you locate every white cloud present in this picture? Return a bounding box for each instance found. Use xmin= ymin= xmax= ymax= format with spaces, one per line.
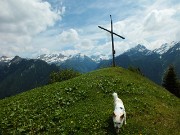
xmin=0 ymin=0 xmax=63 ymax=57
xmin=144 ymin=9 xmax=176 ymax=31
xmin=56 ymin=28 xmax=98 ymax=56
xmin=148 ymin=39 xmax=167 ymax=50
xmin=111 ymin=5 xmax=180 ymax=51
xmin=58 ymin=29 xmax=79 ymax=44
xmin=61 ymin=50 xmax=80 ymax=56
xmin=75 ymin=40 xmax=94 ymax=51
xmin=143 ymin=8 xmax=180 ymax=46
xmin=63 ymin=0 xmax=180 ymax=56
xmin=38 ymin=48 xmax=51 ymax=55
xmin=0 ymin=0 xmax=179 ymax=58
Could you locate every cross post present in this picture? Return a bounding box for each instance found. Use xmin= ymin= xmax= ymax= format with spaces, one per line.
xmin=98 ymin=15 xmax=125 ymax=67
xmin=110 ymin=15 xmax=115 ymax=67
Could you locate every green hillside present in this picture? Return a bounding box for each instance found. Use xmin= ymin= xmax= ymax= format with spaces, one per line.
xmin=0 ymin=67 xmax=179 ymax=135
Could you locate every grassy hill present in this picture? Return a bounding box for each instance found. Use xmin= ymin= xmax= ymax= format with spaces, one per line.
xmin=0 ymin=67 xmax=179 ymax=135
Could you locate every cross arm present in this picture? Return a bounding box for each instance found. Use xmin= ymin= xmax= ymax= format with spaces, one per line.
xmin=98 ymin=26 xmax=125 ymax=39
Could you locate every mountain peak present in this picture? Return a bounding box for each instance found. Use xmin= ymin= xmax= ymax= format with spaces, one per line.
xmin=124 ymin=44 xmax=152 ymax=56
xmin=165 ymin=41 xmax=180 ymax=54
xmin=70 ymin=53 xmax=85 ymax=58
xmin=153 ymin=41 xmax=179 ymax=54
xmin=10 ymin=56 xmax=23 ymax=64
xmin=0 ymin=56 xmax=13 ymax=62
xmin=136 ymin=44 xmax=146 ymax=48
xmin=127 ymin=44 xmax=147 ymax=52
xmin=37 ymin=53 xmax=68 ymax=64
xmin=68 ymin=53 xmax=89 ymax=62
xmin=90 ymin=54 xmax=110 ymax=63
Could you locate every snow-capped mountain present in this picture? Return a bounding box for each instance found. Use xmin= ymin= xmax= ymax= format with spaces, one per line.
xmin=37 ymin=53 xmax=98 ymax=73
xmin=37 ymin=53 xmax=110 ymax=64
xmin=124 ymin=44 xmax=152 ymax=55
xmin=123 ymin=44 xmax=154 ymax=60
xmin=0 ymin=56 xmax=59 ymax=99
xmin=98 ymin=41 xmax=180 ymax=84
xmin=153 ymin=41 xmax=178 ymax=55
xmin=0 ymin=41 xmax=179 ymax=99
xmin=68 ymin=53 xmax=87 ymax=61
xmin=37 ymin=53 xmax=68 ymax=64
xmin=60 ymin=53 xmax=97 ymax=73
xmin=164 ymin=41 xmax=180 ymax=54
xmin=10 ymin=56 xmax=23 ymax=64
xmin=90 ymin=54 xmax=111 ymax=63
xmin=0 ymin=56 xmax=13 ymax=62
xmin=37 ymin=53 xmax=87 ymax=64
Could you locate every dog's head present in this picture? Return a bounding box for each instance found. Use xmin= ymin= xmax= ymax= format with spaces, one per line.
xmin=113 ymin=112 xmax=124 ymax=133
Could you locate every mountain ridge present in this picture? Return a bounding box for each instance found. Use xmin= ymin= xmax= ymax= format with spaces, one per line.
xmin=1 ymin=41 xmax=179 ymax=64
xmin=0 ymin=41 xmax=179 ymax=95
xmin=97 ymin=41 xmax=180 ymax=84
xmin=0 ymin=57 xmax=59 ymax=99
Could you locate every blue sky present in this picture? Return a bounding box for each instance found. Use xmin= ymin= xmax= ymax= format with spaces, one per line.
xmin=0 ymin=0 xmax=179 ymax=58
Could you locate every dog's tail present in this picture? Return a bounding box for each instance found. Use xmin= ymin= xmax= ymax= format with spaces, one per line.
xmin=112 ymin=92 xmax=118 ymax=100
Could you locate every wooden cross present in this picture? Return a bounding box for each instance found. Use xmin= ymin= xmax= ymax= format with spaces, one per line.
xmin=98 ymin=15 xmax=125 ymax=67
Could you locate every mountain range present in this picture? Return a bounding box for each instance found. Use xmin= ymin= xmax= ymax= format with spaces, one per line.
xmin=98 ymin=41 xmax=180 ymax=84
xmin=0 ymin=41 xmax=179 ymax=98
xmin=0 ymin=56 xmax=59 ymax=99
xmin=35 ymin=42 xmax=179 ymax=79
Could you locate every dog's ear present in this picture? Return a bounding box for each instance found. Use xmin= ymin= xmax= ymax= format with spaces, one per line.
xmin=120 ymin=114 xmax=124 ymax=120
xmin=113 ymin=112 xmax=116 ymax=117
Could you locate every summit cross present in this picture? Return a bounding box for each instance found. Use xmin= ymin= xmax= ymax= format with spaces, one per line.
xmin=98 ymin=15 xmax=125 ymax=67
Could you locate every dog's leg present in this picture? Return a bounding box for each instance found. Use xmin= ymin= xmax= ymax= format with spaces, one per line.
xmin=124 ymin=111 xmax=127 ymax=125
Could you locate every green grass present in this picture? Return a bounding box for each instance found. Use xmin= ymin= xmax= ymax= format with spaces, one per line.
xmin=0 ymin=67 xmax=180 ymax=135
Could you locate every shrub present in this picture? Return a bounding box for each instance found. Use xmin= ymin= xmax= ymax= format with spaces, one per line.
xmin=49 ymin=69 xmax=81 ymax=84
xmin=128 ymin=66 xmax=144 ymax=76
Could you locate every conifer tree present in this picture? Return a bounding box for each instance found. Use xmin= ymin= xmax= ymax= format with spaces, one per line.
xmin=162 ymin=65 xmax=180 ymax=97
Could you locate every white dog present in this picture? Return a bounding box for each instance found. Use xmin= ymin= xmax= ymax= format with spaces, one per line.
xmin=112 ymin=92 xmax=126 ymax=133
